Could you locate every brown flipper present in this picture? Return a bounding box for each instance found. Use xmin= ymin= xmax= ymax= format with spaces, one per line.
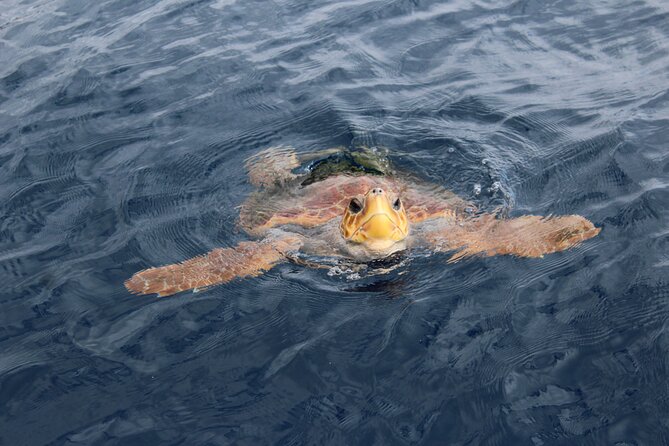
xmin=424 ymin=214 xmax=600 ymax=262
xmin=125 ymin=235 xmax=303 ymax=297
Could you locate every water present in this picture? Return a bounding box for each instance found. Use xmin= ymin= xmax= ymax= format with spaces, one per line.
xmin=1 ymin=0 xmax=668 ymax=444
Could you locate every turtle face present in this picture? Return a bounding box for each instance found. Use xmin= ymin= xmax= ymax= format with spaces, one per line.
xmin=340 ymin=187 xmax=409 ymax=251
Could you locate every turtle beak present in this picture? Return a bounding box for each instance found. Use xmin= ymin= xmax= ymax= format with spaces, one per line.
xmin=340 ymin=187 xmax=409 ymax=250
xmin=359 ymin=190 xmax=404 ymax=239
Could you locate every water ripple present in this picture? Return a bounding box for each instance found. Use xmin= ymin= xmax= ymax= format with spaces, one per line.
xmin=1 ymin=0 xmax=669 ymax=443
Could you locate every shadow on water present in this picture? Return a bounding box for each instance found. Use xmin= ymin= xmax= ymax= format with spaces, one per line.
xmin=1 ymin=0 xmax=669 ymax=444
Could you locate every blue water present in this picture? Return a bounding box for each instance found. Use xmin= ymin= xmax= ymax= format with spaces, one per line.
xmin=1 ymin=0 xmax=669 ymax=444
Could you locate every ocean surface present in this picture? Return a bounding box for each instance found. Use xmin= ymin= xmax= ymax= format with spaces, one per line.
xmin=1 ymin=0 xmax=669 ymax=444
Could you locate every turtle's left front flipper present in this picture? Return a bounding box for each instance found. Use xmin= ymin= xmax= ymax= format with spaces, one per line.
xmin=125 ymin=235 xmax=303 ymax=297
xmin=425 ymin=214 xmax=600 ymax=262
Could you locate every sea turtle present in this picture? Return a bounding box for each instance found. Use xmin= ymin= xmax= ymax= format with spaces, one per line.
xmin=125 ymin=147 xmax=600 ymax=297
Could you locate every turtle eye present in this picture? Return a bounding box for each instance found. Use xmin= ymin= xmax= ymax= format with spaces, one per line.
xmin=393 ymin=198 xmax=402 ymax=210
xmin=348 ymin=198 xmax=363 ymax=214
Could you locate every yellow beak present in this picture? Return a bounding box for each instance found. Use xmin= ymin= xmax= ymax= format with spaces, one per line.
xmin=357 ymin=194 xmax=404 ymax=239
xmin=340 ymin=188 xmax=409 ymax=252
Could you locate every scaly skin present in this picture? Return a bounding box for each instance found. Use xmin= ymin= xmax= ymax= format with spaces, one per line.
xmin=422 ymin=214 xmax=601 ymax=262
xmin=125 ymin=235 xmax=303 ymax=297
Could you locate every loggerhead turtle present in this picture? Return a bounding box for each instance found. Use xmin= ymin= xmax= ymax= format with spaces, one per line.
xmin=125 ymin=147 xmax=600 ymax=297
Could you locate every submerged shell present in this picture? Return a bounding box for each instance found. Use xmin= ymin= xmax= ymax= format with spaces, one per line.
xmin=239 ymin=173 xmax=473 ymax=235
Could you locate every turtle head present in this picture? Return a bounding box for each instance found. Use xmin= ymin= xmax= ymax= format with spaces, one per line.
xmin=340 ymin=187 xmax=409 ymax=251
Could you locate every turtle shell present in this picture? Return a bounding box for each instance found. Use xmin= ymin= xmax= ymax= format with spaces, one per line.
xmin=239 ymin=173 xmax=473 ymax=235
xmin=300 ymin=148 xmax=393 ymax=186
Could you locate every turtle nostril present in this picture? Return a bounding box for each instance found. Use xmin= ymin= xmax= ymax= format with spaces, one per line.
xmin=372 ymin=188 xmax=383 ymax=195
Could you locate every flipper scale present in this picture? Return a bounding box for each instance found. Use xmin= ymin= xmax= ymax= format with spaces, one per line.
xmin=125 ymin=235 xmax=303 ymax=297
xmin=424 ymin=214 xmax=600 ymax=261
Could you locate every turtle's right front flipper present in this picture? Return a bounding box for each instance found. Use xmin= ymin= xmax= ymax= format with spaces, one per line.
xmin=125 ymin=235 xmax=303 ymax=297
xmin=423 ymin=214 xmax=600 ymax=262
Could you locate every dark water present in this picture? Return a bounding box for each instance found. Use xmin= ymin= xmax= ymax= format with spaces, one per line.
xmin=1 ymin=0 xmax=668 ymax=444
